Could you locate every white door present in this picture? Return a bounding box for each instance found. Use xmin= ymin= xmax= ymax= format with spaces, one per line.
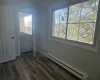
xmin=0 ymin=6 xmax=16 ymax=63
xmin=19 ymin=13 xmax=33 ymax=53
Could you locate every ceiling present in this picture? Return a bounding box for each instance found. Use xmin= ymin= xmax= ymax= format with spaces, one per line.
xmin=33 ymin=0 xmax=44 ymax=1
xmin=0 ymin=0 xmax=46 ymax=5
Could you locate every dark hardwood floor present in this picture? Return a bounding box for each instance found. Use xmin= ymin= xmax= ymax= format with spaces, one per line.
xmin=0 ymin=52 xmax=80 ymax=80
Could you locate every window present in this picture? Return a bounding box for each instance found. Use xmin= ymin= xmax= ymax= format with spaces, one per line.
xmin=52 ymin=0 xmax=99 ymax=44
xmin=19 ymin=12 xmax=32 ymax=35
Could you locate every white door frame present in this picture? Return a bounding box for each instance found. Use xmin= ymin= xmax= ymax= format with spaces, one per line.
xmin=17 ymin=11 xmax=36 ymax=57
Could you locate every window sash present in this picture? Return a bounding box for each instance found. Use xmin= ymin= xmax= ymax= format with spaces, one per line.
xmin=52 ymin=0 xmax=99 ymax=45
xmin=67 ymin=22 xmax=96 ymax=44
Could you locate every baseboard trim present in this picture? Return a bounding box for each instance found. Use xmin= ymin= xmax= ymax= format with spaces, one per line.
xmin=37 ymin=50 xmax=88 ymax=80
xmin=21 ymin=51 xmax=33 ymax=53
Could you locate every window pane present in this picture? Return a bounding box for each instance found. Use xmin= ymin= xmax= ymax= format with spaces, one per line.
xmin=78 ymin=23 xmax=95 ymax=44
xmin=52 ymin=8 xmax=68 ymax=38
xmin=53 ymin=9 xmax=60 ymax=24
xmin=69 ymin=3 xmax=81 ymax=23
xmin=67 ymin=24 xmax=79 ymax=41
xmin=81 ymin=0 xmax=99 ymax=22
xmin=59 ymin=8 xmax=67 ymax=38
xmin=52 ymin=10 xmax=60 ymax=37
xmin=52 ymin=23 xmax=66 ymax=38
xmin=19 ymin=13 xmax=32 ymax=35
xmin=24 ymin=15 xmax=32 ymax=34
xmin=59 ymin=23 xmax=66 ymax=38
xmin=52 ymin=24 xmax=59 ymax=37
xmin=60 ymin=8 xmax=68 ymax=23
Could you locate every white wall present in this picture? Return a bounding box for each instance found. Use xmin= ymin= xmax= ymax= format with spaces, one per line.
xmin=36 ymin=0 xmax=100 ymax=80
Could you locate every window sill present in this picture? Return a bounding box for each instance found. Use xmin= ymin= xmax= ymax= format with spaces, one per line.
xmin=49 ymin=37 xmax=98 ymax=52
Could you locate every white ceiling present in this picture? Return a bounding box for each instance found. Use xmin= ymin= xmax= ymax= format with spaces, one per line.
xmin=28 ymin=0 xmax=46 ymax=1
xmin=33 ymin=0 xmax=44 ymax=1
xmin=0 ymin=0 xmax=46 ymax=6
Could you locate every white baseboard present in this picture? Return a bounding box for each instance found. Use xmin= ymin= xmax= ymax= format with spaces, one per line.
xmin=37 ymin=50 xmax=88 ymax=80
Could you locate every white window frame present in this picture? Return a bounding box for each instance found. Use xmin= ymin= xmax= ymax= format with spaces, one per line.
xmin=48 ymin=1 xmax=100 ymax=52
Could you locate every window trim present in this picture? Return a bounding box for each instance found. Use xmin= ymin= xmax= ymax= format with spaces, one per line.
xmin=48 ymin=0 xmax=100 ymax=52
xmin=49 ymin=36 xmax=98 ymax=52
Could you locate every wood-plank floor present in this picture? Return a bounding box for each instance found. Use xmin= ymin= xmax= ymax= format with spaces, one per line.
xmin=0 ymin=52 xmax=80 ymax=80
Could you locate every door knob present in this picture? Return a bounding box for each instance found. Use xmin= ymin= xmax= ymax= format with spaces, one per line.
xmin=12 ymin=37 xmax=14 ymax=39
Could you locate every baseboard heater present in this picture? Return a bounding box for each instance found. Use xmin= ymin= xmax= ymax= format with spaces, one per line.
xmin=40 ymin=51 xmax=88 ymax=80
